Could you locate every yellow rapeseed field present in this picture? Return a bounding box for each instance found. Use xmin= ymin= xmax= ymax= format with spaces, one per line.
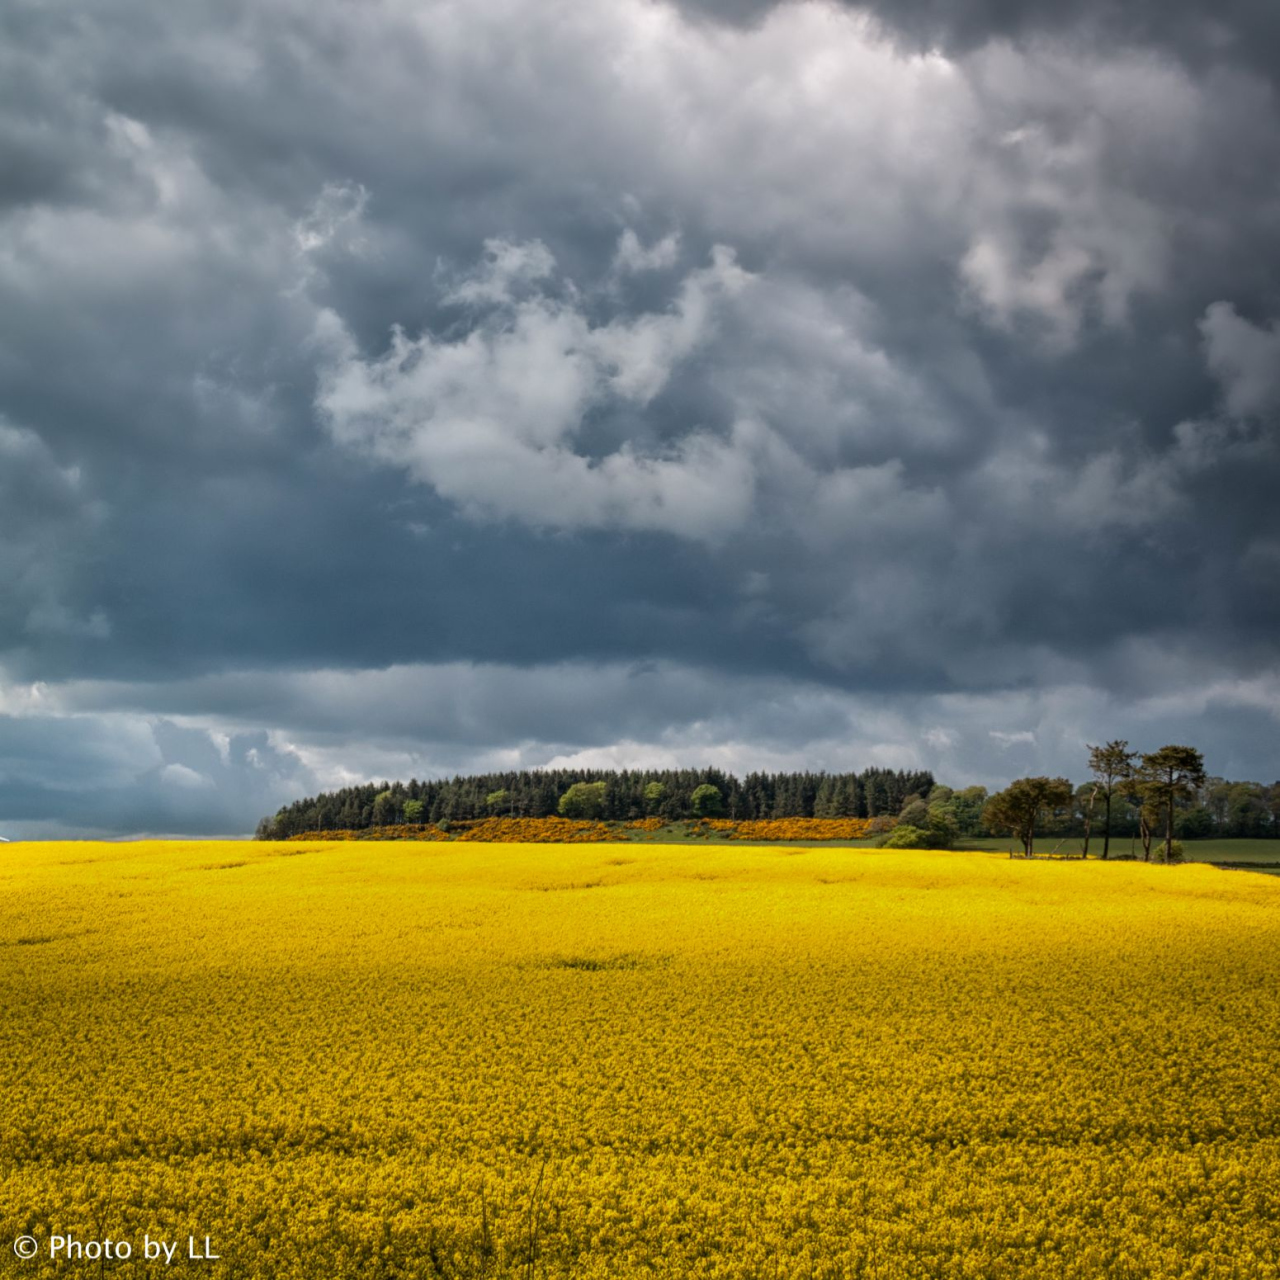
xmin=1 ymin=841 xmax=1278 ymax=1278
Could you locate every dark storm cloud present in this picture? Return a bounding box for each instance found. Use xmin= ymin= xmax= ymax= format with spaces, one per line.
xmin=676 ymin=0 xmax=1280 ymax=79
xmin=1 ymin=0 xmax=1278 ymax=833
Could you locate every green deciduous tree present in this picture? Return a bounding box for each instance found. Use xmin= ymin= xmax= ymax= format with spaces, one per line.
xmin=691 ymin=784 xmax=724 ymax=818
xmin=898 ymin=797 xmax=930 ymax=829
xmin=1176 ymin=806 xmax=1214 ymax=838
xmin=1225 ymin=782 xmax=1269 ymax=837
xmin=643 ymin=781 xmax=667 ymax=814
xmin=558 ymin=781 xmax=607 ymax=820
xmin=880 ymin=824 xmax=932 ymax=849
xmin=950 ymin=786 xmax=989 ymax=837
xmin=371 ymin=789 xmax=396 ymax=828
xmin=982 ymin=777 xmax=1073 ymax=858
xmin=925 ymin=801 xmax=959 ymax=848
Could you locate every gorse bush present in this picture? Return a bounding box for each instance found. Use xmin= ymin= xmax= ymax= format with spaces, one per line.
xmin=697 ymin=817 xmax=885 ymax=840
xmin=286 ymin=816 xmax=895 ymax=843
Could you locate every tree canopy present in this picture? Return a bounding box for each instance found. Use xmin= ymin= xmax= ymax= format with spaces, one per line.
xmin=255 ymin=753 xmax=1279 ymax=848
xmin=1087 ymin=740 xmax=1137 ymax=860
xmin=558 ymin=781 xmax=608 ymax=820
xmin=982 ymin=777 xmax=1073 ymax=857
xmin=1135 ymin=745 xmax=1207 ymax=863
xmin=257 ymin=766 xmax=936 ymax=837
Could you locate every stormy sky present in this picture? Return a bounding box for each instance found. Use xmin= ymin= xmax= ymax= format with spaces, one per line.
xmin=2 ymin=0 xmax=1279 ymax=835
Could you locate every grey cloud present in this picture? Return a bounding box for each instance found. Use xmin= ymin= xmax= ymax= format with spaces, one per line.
xmin=673 ymin=0 xmax=1280 ymax=80
xmin=314 ymin=241 xmax=756 ymax=542
xmin=1200 ymin=302 xmax=1280 ymax=418
xmin=0 ymin=711 xmax=161 ymax=792
xmin=0 ymin=709 xmax=314 ymax=838
xmin=0 ymin=0 xmax=1277 ymax=833
xmin=0 ymin=421 xmax=111 ymax=646
xmin=6 ymin=656 xmax=1278 ymax=835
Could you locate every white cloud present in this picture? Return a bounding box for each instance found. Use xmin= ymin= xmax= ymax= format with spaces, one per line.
xmin=960 ymin=233 xmax=1099 ymax=349
xmin=612 ymin=229 xmax=680 ymax=275
xmin=444 ymin=237 xmax=556 ymax=306
xmin=160 ymin=762 xmax=214 ymax=790
xmin=956 ymin=45 xmax=1187 ymax=346
xmin=315 ymin=243 xmax=755 ymax=541
xmin=292 ymin=181 xmax=369 ymax=257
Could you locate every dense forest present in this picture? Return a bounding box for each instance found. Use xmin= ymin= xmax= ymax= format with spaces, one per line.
xmin=257 ymin=767 xmax=936 ymax=838
xmin=257 ymin=761 xmax=1280 ymax=844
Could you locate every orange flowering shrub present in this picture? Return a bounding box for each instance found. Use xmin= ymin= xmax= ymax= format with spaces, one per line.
xmin=452 ymin=817 xmax=615 ymax=843
xmin=289 ymin=816 xmax=893 ymax=843
xmin=698 ymin=817 xmax=879 ymax=840
xmin=625 ymin=816 xmax=666 ymax=831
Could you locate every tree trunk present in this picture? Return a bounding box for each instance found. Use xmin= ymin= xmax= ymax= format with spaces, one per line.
xmin=1102 ymin=790 xmax=1112 ymax=860
xmin=1165 ymin=791 xmax=1175 ymax=864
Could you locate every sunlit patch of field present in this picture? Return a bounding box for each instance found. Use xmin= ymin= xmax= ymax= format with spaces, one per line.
xmin=2 ymin=841 xmax=1278 ymax=1278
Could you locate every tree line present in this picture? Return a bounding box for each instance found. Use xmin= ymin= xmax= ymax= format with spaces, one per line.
xmin=256 ymin=767 xmax=937 ymax=838
xmin=875 ymin=746 xmax=1278 ymax=859
xmin=257 ymin=748 xmax=1279 ymax=851
xmin=973 ymin=743 xmax=1280 ymax=860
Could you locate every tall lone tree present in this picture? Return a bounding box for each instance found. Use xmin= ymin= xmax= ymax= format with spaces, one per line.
xmin=1087 ymin=740 xmax=1138 ymax=861
xmin=1137 ymin=745 xmax=1207 ymax=864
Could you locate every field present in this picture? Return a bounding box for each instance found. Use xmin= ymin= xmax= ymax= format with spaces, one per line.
xmin=277 ymin=817 xmax=1280 ymax=865
xmin=1177 ymin=839 xmax=1280 ymax=866
xmin=2 ymin=841 xmax=1278 ymax=1278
